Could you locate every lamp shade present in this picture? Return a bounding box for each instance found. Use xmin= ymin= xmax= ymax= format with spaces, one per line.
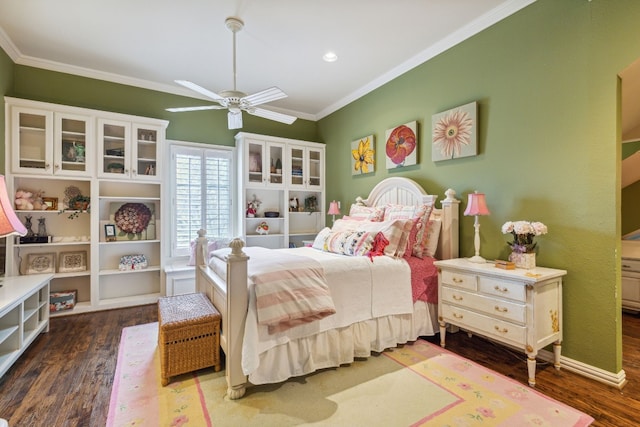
xmin=464 ymin=191 xmax=490 ymax=216
xmin=327 ymin=201 xmax=341 ymax=216
xmin=0 ymin=175 xmax=27 ymax=237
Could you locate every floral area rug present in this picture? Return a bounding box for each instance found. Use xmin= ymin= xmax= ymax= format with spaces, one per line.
xmin=107 ymin=322 xmax=593 ymax=426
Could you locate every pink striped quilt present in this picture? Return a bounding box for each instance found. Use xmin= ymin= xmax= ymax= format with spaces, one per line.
xmin=244 ymin=247 xmax=336 ymax=334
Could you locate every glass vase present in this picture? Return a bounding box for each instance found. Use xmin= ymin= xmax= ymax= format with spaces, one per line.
xmin=509 ymin=252 xmax=536 ymax=269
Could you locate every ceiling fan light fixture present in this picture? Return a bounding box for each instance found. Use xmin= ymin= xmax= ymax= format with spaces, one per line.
xmin=228 ymin=110 xmax=243 ymax=129
xmin=167 ymin=16 xmax=297 ymax=129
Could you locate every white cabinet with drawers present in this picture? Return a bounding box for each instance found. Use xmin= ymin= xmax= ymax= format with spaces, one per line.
xmin=434 ymin=258 xmax=566 ymax=387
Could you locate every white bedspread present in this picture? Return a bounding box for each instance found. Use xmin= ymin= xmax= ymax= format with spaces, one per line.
xmin=208 ymin=246 xmax=413 ymax=377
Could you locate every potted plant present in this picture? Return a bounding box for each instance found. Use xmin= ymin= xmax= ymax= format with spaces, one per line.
xmin=68 ymin=194 xmax=90 ymax=211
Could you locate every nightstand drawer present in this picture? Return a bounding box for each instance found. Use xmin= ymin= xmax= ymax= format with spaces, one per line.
xmin=441 ymin=286 xmax=526 ymax=324
xmin=441 ymin=270 xmax=477 ymax=291
xmin=478 ymin=276 xmax=526 ymax=302
xmin=441 ymin=303 xmax=526 ymax=346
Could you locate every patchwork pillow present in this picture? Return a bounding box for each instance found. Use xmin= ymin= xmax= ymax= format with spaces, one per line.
xmin=313 ymin=227 xmax=376 ymax=256
xmin=348 ymin=204 xmax=385 ymax=221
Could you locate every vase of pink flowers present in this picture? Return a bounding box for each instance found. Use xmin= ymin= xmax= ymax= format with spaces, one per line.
xmin=501 ymin=220 xmax=548 ymax=269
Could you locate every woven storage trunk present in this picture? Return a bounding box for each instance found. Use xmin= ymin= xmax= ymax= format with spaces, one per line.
xmin=158 ymin=292 xmax=221 ymax=386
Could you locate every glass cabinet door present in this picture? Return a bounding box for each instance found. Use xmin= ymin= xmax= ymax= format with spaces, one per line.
xmin=306 ymin=147 xmax=323 ymax=190
xmin=55 ymin=113 xmax=91 ymax=175
xmin=246 ymin=140 xmax=265 ymax=186
xmin=288 ymin=145 xmax=324 ymax=189
xmin=132 ymin=125 xmax=159 ymax=180
xmin=267 ymin=143 xmax=284 ymax=185
xmin=12 ymin=108 xmax=53 ymax=175
xmin=98 ymin=119 xmax=130 ymax=178
xmin=245 ymin=140 xmax=284 ymax=187
xmin=289 ymin=146 xmax=305 ymax=187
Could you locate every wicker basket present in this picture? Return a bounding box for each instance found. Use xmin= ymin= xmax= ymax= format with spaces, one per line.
xmin=158 ymin=293 xmax=221 ymax=386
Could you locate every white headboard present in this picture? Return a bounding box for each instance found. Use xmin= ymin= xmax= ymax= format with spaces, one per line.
xmin=356 ymin=177 xmax=459 ymax=260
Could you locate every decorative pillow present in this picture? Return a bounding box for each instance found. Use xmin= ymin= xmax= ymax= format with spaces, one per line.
xmin=348 ymin=204 xmax=385 ymax=221
xmin=383 ymin=203 xmax=434 ymax=258
xmin=338 ymin=218 xmax=412 ymax=257
xmin=313 ymin=227 xmax=376 ymax=256
xmin=423 ymin=219 xmax=442 ymax=258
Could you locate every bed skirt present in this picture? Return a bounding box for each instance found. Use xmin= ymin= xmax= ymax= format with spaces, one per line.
xmin=246 ymin=300 xmax=438 ymax=385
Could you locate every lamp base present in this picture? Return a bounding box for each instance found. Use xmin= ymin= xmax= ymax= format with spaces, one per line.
xmin=468 ymin=255 xmax=487 ymax=263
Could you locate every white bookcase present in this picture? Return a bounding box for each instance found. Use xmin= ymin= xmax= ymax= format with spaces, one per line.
xmin=4 ymin=97 xmax=168 ymax=315
xmin=0 ymin=274 xmax=51 ymax=378
xmin=235 ymin=132 xmax=325 ymax=249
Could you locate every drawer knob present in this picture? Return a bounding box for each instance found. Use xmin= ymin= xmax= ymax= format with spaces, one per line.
xmin=494 ymin=306 xmax=508 ymax=313
xmin=494 ymin=326 xmax=509 ymax=334
xmin=453 ymin=295 xmax=463 ymax=301
xmin=453 ymin=277 xmax=463 ymax=283
xmin=453 ymin=313 xmax=464 ymax=319
xmin=494 ymin=286 xmax=509 ymax=293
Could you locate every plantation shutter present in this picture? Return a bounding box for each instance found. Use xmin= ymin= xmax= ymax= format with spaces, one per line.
xmin=171 ymin=145 xmax=233 ymax=257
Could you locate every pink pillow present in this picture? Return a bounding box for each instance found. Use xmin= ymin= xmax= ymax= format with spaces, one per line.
xmin=382 ymin=203 xmax=434 ymax=258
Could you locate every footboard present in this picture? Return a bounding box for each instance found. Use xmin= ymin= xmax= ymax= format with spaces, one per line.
xmin=195 ymin=230 xmax=249 ymax=399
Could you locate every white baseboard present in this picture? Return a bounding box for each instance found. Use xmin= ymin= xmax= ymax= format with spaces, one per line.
xmin=538 ymin=349 xmax=627 ymax=389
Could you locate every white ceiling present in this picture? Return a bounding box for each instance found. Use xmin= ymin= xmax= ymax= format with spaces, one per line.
xmin=0 ymin=0 xmax=535 ymax=121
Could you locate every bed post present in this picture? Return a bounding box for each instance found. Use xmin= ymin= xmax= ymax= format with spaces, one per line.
xmin=195 ymin=229 xmax=209 ymax=295
xmin=224 ymin=238 xmax=249 ymax=400
xmin=439 ymin=189 xmax=460 ymax=260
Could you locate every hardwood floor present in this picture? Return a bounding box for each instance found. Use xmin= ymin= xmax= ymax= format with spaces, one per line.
xmin=0 ymin=305 xmax=638 ymax=426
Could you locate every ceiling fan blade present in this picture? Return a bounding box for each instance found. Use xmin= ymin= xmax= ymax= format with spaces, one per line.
xmin=247 ymin=107 xmax=297 ymax=125
xmin=175 ymin=80 xmax=225 ymax=102
xmin=242 ymin=87 xmax=287 ymax=107
xmin=166 ymin=105 xmax=225 ymax=112
xmin=228 ymin=110 xmax=243 ymax=129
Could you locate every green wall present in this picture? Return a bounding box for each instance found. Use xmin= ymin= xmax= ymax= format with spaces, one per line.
xmin=0 ymin=0 xmax=636 ymax=377
xmin=8 ymin=66 xmax=318 ymax=145
xmin=318 ymin=0 xmax=638 ymax=374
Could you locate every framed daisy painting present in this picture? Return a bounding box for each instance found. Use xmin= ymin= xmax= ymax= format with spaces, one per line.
xmin=432 ymin=101 xmax=477 ymax=162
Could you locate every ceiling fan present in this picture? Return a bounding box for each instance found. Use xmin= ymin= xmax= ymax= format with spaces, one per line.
xmin=166 ymin=17 xmax=297 ymax=129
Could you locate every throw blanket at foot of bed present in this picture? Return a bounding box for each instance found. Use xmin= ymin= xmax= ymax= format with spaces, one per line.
xmin=212 ymin=247 xmax=336 ymax=334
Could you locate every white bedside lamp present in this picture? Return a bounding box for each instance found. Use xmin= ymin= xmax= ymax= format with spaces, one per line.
xmin=0 ymin=175 xmax=28 ymax=286
xmin=464 ymin=191 xmax=490 ymax=263
xmin=327 ymin=200 xmax=341 ymax=224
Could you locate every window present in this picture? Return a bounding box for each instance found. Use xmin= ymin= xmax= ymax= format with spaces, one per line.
xmin=170 ymin=143 xmax=234 ymax=257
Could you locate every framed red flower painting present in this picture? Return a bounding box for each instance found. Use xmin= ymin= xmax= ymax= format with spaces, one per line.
xmin=432 ymin=101 xmax=477 ymax=162
xmin=385 ymin=121 xmax=417 ymax=169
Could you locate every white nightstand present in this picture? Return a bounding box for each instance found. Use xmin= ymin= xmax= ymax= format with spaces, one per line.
xmin=434 ymin=258 xmax=566 ymax=387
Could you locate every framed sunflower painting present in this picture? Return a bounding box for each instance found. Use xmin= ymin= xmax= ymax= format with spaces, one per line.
xmin=351 ymin=135 xmax=375 ymax=175
xmin=385 ymin=121 xmax=418 ymax=169
xmin=432 ymin=101 xmax=477 ymax=162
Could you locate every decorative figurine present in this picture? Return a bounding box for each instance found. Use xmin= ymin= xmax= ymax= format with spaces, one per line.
xmin=24 ymin=215 xmax=34 ymax=237
xmin=37 ymin=217 xmax=47 ymax=237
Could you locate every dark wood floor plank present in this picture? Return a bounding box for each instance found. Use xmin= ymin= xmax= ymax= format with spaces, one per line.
xmin=0 ymin=304 xmax=638 ymax=426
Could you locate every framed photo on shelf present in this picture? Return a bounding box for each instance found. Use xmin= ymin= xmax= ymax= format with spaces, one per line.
xmin=104 ymin=224 xmax=117 ymax=242
xmin=58 ymin=251 xmax=87 ymax=273
xmin=42 ymin=197 xmax=58 ymax=210
xmin=26 ymin=253 xmax=56 ymax=275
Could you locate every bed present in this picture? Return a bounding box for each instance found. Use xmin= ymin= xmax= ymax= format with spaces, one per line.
xmin=194 ymin=177 xmax=459 ymax=399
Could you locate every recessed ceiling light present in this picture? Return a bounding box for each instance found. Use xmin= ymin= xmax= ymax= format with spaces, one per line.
xmin=323 ymin=51 xmax=338 ymax=62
